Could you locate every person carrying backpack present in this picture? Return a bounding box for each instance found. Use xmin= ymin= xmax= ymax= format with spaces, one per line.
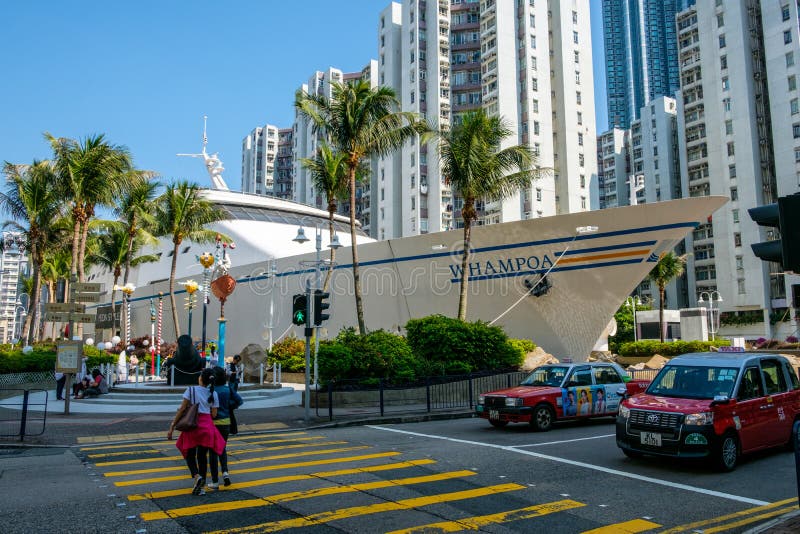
xmin=208 ymin=366 xmax=243 ymax=489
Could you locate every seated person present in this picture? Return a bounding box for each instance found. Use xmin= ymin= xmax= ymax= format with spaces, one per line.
xmin=80 ymin=369 xmax=109 ymax=398
xmin=72 ymin=376 xmax=90 ymax=398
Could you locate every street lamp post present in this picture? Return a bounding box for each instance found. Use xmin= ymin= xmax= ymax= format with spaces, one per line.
xmin=293 ymin=224 xmax=341 ymax=423
xmin=698 ymin=291 xmax=723 ymax=340
xmin=262 ymin=260 xmax=278 ymax=352
xmin=625 ymin=296 xmax=642 ymax=342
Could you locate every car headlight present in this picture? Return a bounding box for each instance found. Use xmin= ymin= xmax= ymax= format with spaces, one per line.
xmin=478 ymin=395 xmax=485 ymax=405
xmin=618 ymin=404 xmax=630 ymax=419
xmin=505 ymin=397 xmax=522 ymax=407
xmin=684 ymin=411 xmax=714 ymax=425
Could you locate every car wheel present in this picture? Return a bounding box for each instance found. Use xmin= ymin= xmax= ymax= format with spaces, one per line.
xmin=489 ymin=419 xmax=508 ymax=428
xmin=531 ymin=404 xmax=554 ymax=432
xmin=622 ymin=448 xmax=643 ymax=460
xmin=785 ymin=420 xmax=800 ymax=452
xmin=715 ymin=431 xmax=739 ymax=472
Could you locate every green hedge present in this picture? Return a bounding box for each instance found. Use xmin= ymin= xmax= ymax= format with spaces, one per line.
xmin=405 ymin=315 xmax=522 ymax=375
xmin=0 ymin=344 xmax=118 ymax=374
xmin=268 ymin=336 xmax=306 ymax=373
xmin=617 ymin=339 xmax=731 ymax=357
xmin=318 ymin=328 xmax=420 ymax=384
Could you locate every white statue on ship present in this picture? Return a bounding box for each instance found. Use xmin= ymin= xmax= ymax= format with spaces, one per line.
xmin=177 ymin=115 xmax=229 ymax=190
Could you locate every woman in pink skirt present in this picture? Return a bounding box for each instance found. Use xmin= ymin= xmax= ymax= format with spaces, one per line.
xmin=167 ymin=367 xmax=226 ymax=495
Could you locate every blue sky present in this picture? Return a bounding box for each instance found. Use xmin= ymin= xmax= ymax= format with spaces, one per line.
xmin=0 ymin=1 xmax=607 ymax=190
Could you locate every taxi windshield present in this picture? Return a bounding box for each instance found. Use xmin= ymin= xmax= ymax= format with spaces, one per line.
xmin=521 ymin=366 xmax=569 ymax=387
xmin=646 ymin=365 xmax=739 ymax=399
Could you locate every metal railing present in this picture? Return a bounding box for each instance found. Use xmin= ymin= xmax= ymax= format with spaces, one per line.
xmin=314 ymin=370 xmax=528 ymax=421
xmin=0 ymin=388 xmax=47 ymax=441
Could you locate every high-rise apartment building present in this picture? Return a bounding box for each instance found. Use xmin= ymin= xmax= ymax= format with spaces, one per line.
xmin=0 ymin=232 xmax=27 ymax=343
xmin=603 ymin=0 xmax=696 ymax=128
xmin=241 ymin=124 xmax=279 ymax=195
xmin=377 ymin=0 xmax=597 ymax=239
xmin=293 ymin=62 xmax=380 ymax=235
xmin=676 ymin=1 xmax=800 ymax=338
xmin=274 ymin=128 xmax=294 ymax=200
xmin=597 ymin=96 xmax=684 ymax=308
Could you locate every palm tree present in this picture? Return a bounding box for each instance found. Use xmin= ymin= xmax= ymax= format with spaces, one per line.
xmin=154 ymin=181 xmax=225 ymax=339
xmin=87 ymin=223 xmax=159 ymax=335
xmin=439 ymin=110 xmax=546 ymax=320
xmin=0 ymin=161 xmax=64 ymax=344
xmin=300 ymin=144 xmax=349 ymax=290
xmin=114 ymin=170 xmax=159 ymax=337
xmin=295 ymin=79 xmax=430 ymax=334
xmin=46 ymin=133 xmax=132 ymax=283
xmin=648 ymin=251 xmax=687 ymax=343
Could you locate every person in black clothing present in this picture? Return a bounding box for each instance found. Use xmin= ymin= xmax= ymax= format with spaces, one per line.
xmin=228 ymin=355 xmax=242 ymax=392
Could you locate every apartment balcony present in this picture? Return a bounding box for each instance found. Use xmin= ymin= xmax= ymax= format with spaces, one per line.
xmin=452 ymin=21 xmax=479 ymax=31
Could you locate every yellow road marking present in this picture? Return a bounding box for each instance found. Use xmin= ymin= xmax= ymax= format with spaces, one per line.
xmin=142 ymin=470 xmax=476 ymax=520
xmin=77 ymin=428 xmax=305 ymax=451
xmin=103 ymin=446 xmax=369 ymax=477
xmin=659 ymin=497 xmax=797 ymax=533
xmin=113 ymin=451 xmax=401 ymax=486
xmin=95 ymin=441 xmax=347 ymax=466
xmin=242 ymin=435 xmax=326 ymax=446
xmin=387 ymin=499 xmax=586 ymax=533
xmin=582 ymin=519 xmax=661 ymax=533
xmin=699 ymin=506 xmax=798 ymax=534
xmin=128 ymin=459 xmax=436 ymax=501
xmin=205 ymin=483 xmax=526 ymax=534
xmin=74 ymin=422 xmax=289 ymax=444
xmin=88 ymin=449 xmax=161 ymax=458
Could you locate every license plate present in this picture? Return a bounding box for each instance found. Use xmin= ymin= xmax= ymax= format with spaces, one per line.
xmin=640 ymin=432 xmax=662 ymax=447
xmin=489 ymin=410 xmax=500 ymax=420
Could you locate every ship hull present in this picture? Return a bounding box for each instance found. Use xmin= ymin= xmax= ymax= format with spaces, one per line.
xmin=94 ymin=196 xmax=727 ymax=361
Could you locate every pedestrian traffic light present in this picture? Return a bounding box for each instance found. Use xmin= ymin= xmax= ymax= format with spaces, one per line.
xmin=748 ymin=194 xmax=800 ymax=273
xmin=292 ymin=294 xmax=307 ymax=325
xmin=313 ymin=290 xmax=330 ymax=326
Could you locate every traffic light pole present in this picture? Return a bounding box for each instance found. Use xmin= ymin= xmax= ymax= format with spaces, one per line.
xmin=303 ymin=280 xmax=313 ymax=424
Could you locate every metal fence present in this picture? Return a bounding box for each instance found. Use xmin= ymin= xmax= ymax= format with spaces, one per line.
xmin=0 ymin=371 xmax=53 ymax=387
xmin=0 ymin=388 xmax=48 ymax=441
xmin=313 ymin=370 xmax=529 ymax=421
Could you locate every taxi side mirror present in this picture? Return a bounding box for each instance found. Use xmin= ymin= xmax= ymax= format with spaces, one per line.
xmin=710 ymin=395 xmax=730 ymax=407
xmin=616 ymin=386 xmax=628 ymax=399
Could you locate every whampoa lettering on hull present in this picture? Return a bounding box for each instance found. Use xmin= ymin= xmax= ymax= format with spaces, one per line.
xmin=449 ymin=253 xmax=556 ymax=281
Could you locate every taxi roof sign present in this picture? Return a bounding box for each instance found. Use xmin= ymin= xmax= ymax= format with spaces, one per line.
xmin=717 ymin=346 xmax=745 ymax=353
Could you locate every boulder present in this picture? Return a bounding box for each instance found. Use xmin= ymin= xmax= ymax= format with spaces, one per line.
xmin=521 ymin=347 xmax=559 ymax=371
xmin=238 ymin=343 xmax=268 ymax=381
xmin=644 ymin=354 xmax=669 ymax=370
xmin=589 ymin=350 xmax=614 ymax=362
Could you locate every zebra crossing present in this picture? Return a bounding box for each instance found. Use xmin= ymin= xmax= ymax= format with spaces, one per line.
xmin=75 ymin=432 xmax=788 ymax=533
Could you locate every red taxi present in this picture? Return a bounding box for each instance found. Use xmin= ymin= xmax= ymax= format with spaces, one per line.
xmin=476 ymin=362 xmax=650 ymax=431
xmin=616 ymin=351 xmax=800 ymax=471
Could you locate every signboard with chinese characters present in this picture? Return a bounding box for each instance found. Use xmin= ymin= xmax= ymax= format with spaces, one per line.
xmin=56 ymin=341 xmax=82 ymax=373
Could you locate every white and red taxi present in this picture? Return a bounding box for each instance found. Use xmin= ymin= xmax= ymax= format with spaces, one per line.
xmin=476 ymin=362 xmax=650 ymax=431
xmin=616 ymin=351 xmax=800 ymax=471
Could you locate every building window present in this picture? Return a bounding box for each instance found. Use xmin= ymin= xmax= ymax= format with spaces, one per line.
xmin=536 ymin=188 xmax=542 ymax=201
xmin=573 ymin=31 xmax=578 ymax=44
xmin=729 ymin=164 xmax=737 ymax=178
xmin=723 ymin=97 xmax=731 ymax=111
xmin=411 ymin=196 xmax=415 ymax=210
xmin=575 ymin=71 xmax=580 ymax=84
xmin=578 ymin=153 xmax=584 ymax=166
xmin=578 ymin=132 xmax=583 ymax=145
xmin=725 ymin=119 xmax=733 ymax=135
xmin=736 ymin=256 xmax=744 ymax=270
xmin=793 ymin=99 xmax=800 ymax=115
xmin=532 ymin=99 xmax=539 ymax=112
xmin=788 ymin=52 xmax=795 ymax=67
xmin=727 ymin=142 xmax=735 ymax=156
xmin=572 ymin=10 xmax=577 ymax=24
xmin=783 ymin=4 xmax=791 ymax=21
xmin=720 ymin=55 xmax=727 ymax=70
xmin=734 ymin=232 xmax=742 ymax=247
xmin=794 ymin=123 xmax=800 ymax=138
xmin=722 ymin=76 xmax=729 ymax=91
xmin=795 ymin=148 xmax=800 ymax=162
xmin=716 ymin=14 xmax=724 ymax=27
xmin=581 ymin=196 xmax=586 ymax=209
xmin=381 ymin=188 xmax=385 ymax=201
xmin=577 ymin=111 xmax=582 ymax=124
xmin=786 ymin=30 xmax=793 ymax=44
xmin=574 ymin=51 xmax=580 ymax=63
xmin=790 ymin=75 xmax=797 ymax=90
xmin=730 ymin=186 xmax=738 ymax=201
xmin=719 ymin=34 xmax=726 ymax=48
xmin=732 ymin=209 xmax=739 ymax=223
xmin=737 ymin=278 xmax=746 ymax=294
xmin=580 ymin=174 xmax=585 ymax=188
xmin=576 ymin=91 xmax=582 ymax=104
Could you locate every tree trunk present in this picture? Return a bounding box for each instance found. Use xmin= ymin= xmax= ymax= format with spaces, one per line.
xmin=70 ymin=217 xmax=81 ymax=277
xmin=78 ymin=217 xmax=90 ymax=282
xmin=47 ymin=282 xmax=56 ymax=340
xmin=659 ymin=286 xmax=666 ymax=343
xmin=169 ymin=241 xmax=181 ymax=340
xmin=348 ymin=165 xmax=366 ymax=334
xmin=26 ymin=260 xmax=43 ymax=345
xmin=110 ymin=273 xmax=120 ymax=337
xmin=458 ymin=219 xmax=472 ymax=321
xmin=323 ymin=209 xmax=336 ymax=291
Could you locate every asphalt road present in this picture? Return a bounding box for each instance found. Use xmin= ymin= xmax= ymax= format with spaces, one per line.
xmin=2 ymin=416 xmax=797 ymax=533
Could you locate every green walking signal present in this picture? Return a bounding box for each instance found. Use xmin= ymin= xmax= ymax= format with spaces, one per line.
xmin=292 ymin=294 xmax=307 ymax=325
